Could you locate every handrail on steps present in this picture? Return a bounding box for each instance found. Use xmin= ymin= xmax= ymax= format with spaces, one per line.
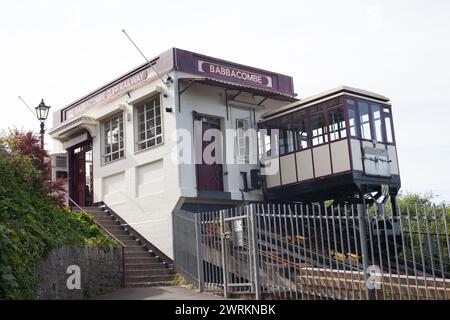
xmin=63 ymin=193 xmax=127 ymax=286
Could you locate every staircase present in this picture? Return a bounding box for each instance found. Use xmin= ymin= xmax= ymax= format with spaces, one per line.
xmin=76 ymin=206 xmax=176 ymax=287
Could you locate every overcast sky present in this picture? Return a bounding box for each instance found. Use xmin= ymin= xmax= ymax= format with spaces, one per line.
xmin=1 ymin=0 xmax=449 ymax=202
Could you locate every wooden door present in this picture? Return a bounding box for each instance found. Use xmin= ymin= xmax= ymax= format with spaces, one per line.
xmin=196 ymin=116 xmax=223 ymax=192
xmin=73 ymin=151 xmax=86 ymax=206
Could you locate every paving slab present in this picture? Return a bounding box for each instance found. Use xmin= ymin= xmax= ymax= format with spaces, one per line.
xmin=95 ymin=286 xmax=224 ymax=300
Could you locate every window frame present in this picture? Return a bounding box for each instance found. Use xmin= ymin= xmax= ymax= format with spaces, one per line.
xmin=345 ymin=96 xmax=395 ymax=145
xmin=101 ymin=112 xmax=126 ymax=165
xmin=236 ymin=117 xmax=251 ymax=163
xmin=134 ymin=94 xmax=164 ymax=153
xmin=328 ymin=106 xmax=348 ymax=142
xmin=259 ymin=95 xmax=396 ymax=157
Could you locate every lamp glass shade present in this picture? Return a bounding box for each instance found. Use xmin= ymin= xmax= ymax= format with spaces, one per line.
xmin=35 ymin=100 xmax=50 ymax=121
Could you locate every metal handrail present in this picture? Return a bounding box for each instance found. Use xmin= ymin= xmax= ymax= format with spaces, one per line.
xmin=63 ymin=193 xmax=127 ymax=286
xmin=64 ymin=193 xmax=127 ymax=248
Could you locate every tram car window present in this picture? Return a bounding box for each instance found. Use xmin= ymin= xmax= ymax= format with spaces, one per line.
xmin=259 ymin=86 xmax=401 ymax=204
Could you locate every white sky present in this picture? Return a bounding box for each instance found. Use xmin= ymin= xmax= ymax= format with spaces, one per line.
xmin=1 ymin=0 xmax=449 ymax=201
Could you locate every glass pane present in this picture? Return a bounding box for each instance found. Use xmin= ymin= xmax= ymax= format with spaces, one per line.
xmin=329 ymin=108 xmax=346 ymax=141
xmin=139 ymin=123 xmax=145 ymax=134
xmin=385 ymin=115 xmax=394 ymax=143
xmin=279 ymin=129 xmax=294 ymax=155
xmin=292 ymin=110 xmax=308 ymax=150
xmin=348 ymin=107 xmax=357 ymax=137
xmin=358 ymin=101 xmax=371 ymax=140
xmin=155 ymin=106 xmax=161 ymax=116
xmin=146 ymin=106 xmax=154 ymax=119
xmin=156 ymin=136 xmax=162 ymax=144
xmin=372 ymin=104 xmax=383 ymax=142
xmin=311 ymin=113 xmax=328 ymax=146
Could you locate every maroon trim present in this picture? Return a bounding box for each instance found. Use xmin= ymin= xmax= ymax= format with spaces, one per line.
xmin=265 ymin=89 xmax=389 ymax=119
xmin=310 ymin=147 xmax=316 ymax=179
xmin=173 ymin=48 xmax=295 ymax=97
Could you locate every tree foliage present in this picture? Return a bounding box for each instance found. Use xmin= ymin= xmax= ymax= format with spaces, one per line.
xmin=0 ymin=129 xmax=115 ymax=299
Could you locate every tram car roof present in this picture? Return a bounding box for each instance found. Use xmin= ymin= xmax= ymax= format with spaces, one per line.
xmin=262 ymin=85 xmax=391 ymax=120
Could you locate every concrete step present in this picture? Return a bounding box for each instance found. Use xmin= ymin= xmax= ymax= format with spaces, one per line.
xmin=125 ymin=280 xmax=176 ymax=288
xmin=89 ymin=212 xmax=111 ymax=218
xmin=97 ymin=222 xmax=122 ymax=228
xmin=105 ymin=231 xmax=130 ymax=238
xmin=125 ymin=274 xmax=176 ymax=284
xmin=117 ymin=235 xmax=137 ymax=242
xmin=124 ymin=246 xmax=148 ymax=253
xmin=124 ymin=262 xmax=167 ymax=270
xmin=125 ymin=268 xmax=173 ymax=277
xmin=124 ymin=256 xmax=161 ymax=264
xmin=125 ymin=252 xmax=156 ymax=259
xmin=104 ymin=225 xmax=126 ymax=232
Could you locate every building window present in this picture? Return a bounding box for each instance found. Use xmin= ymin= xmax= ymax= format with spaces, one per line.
xmin=358 ymin=101 xmax=372 ymax=140
xmin=328 ymin=108 xmax=347 ymax=141
xmin=383 ymin=108 xmax=394 ymax=143
xmin=102 ymin=113 xmax=125 ymax=164
xmin=292 ymin=110 xmax=309 ymax=150
xmin=371 ymin=104 xmax=383 ymax=142
xmin=236 ymin=118 xmax=250 ymax=162
xmin=279 ymin=129 xmax=294 ymax=155
xmin=347 ymin=107 xmax=357 ymax=137
xmin=311 ymin=112 xmax=328 ymax=146
xmin=136 ymin=95 xmax=163 ymax=151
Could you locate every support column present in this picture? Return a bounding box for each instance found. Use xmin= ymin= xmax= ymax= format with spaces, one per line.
xmin=357 ymin=193 xmax=376 ymax=300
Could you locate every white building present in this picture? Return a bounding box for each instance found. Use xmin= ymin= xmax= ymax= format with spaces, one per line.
xmin=49 ymin=48 xmax=297 ymax=258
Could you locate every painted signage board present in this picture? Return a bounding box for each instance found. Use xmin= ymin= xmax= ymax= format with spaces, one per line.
xmin=64 ymin=69 xmax=149 ymax=121
xmin=197 ymin=60 xmax=273 ymax=88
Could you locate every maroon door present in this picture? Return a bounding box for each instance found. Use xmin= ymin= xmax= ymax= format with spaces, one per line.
xmin=73 ymin=151 xmax=86 ymax=206
xmin=196 ymin=116 xmax=223 ymax=192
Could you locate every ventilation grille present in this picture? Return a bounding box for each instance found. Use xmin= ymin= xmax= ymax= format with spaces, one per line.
xmin=55 ymin=155 xmax=67 ymax=168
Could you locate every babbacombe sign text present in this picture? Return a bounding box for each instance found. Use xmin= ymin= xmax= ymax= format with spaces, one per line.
xmin=198 ymin=60 xmax=273 ymax=88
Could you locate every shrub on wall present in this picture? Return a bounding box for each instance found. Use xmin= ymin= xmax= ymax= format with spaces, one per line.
xmin=0 ymin=130 xmax=115 ymax=299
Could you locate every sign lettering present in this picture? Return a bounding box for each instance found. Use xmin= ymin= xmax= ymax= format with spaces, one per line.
xmin=198 ymin=60 xmax=273 ymax=88
xmin=64 ymin=69 xmax=149 ymax=121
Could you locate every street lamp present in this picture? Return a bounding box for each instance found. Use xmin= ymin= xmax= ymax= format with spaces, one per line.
xmin=35 ymin=99 xmax=51 ymax=149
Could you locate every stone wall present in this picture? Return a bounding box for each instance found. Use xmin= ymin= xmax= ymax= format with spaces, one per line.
xmin=36 ymin=245 xmax=123 ymax=299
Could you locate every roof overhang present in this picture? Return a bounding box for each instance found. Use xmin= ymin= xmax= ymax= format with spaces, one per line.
xmin=179 ymin=76 xmax=298 ymax=103
xmin=262 ymin=85 xmax=391 ymax=120
xmin=48 ymin=116 xmax=98 ymax=142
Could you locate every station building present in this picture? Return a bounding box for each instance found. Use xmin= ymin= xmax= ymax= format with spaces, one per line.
xmin=49 ymin=48 xmax=297 ymax=258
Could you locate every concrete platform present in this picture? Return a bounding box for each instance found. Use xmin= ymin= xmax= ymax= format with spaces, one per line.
xmin=95 ymin=286 xmax=225 ymax=300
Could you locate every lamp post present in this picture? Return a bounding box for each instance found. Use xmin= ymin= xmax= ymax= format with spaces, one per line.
xmin=35 ymin=99 xmax=51 ymax=149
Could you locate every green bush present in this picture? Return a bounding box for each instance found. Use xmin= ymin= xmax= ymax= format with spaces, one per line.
xmin=0 ymin=131 xmax=115 ymax=299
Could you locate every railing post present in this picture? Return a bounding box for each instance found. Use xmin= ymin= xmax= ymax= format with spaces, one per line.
xmin=357 ymin=201 xmax=375 ymax=300
xmin=194 ymin=213 xmax=204 ymax=292
xmin=250 ymin=204 xmax=261 ymax=300
xmin=219 ymin=210 xmax=229 ymax=298
xmin=122 ymin=245 xmax=125 ymax=287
